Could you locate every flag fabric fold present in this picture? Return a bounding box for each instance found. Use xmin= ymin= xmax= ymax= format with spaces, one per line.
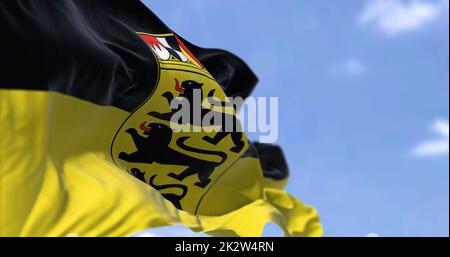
xmin=0 ymin=0 xmax=322 ymax=237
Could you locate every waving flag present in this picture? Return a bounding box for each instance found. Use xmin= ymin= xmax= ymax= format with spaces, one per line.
xmin=0 ymin=0 xmax=322 ymax=237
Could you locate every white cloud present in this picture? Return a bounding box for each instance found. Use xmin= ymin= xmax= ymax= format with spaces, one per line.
xmin=132 ymin=225 xmax=207 ymax=237
xmin=331 ymin=58 xmax=366 ymax=77
xmin=412 ymin=119 xmax=449 ymax=158
xmin=359 ymin=0 xmax=449 ymax=36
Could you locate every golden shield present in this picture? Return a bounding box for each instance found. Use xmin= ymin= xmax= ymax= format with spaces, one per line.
xmin=111 ymin=33 xmax=248 ymax=215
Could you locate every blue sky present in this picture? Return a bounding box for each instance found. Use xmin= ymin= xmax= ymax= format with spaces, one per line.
xmin=141 ymin=0 xmax=449 ymax=236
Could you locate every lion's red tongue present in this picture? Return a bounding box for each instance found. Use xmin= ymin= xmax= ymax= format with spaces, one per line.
xmin=175 ymin=78 xmax=185 ymax=93
xmin=139 ymin=122 xmax=151 ymax=133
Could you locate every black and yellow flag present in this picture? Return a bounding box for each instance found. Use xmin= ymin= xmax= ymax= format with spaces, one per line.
xmin=0 ymin=0 xmax=322 ymax=236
